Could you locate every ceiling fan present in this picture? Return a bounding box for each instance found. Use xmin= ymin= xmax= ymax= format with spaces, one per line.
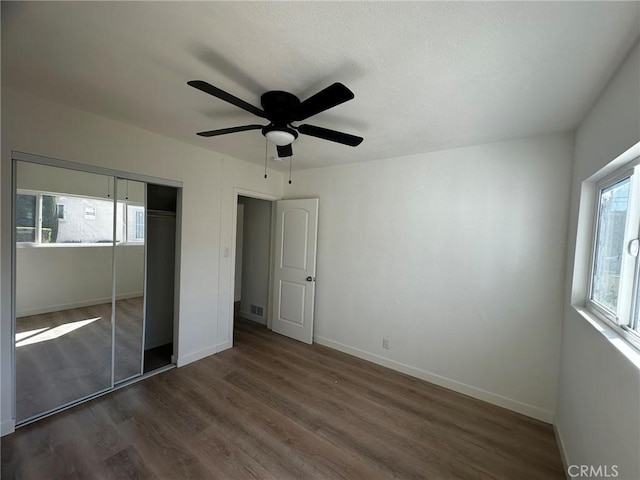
xmin=187 ymin=80 xmax=363 ymax=158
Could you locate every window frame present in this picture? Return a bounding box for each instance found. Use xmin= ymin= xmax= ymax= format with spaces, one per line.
xmin=586 ymin=156 xmax=640 ymax=351
xmin=124 ymin=203 xmax=145 ymax=244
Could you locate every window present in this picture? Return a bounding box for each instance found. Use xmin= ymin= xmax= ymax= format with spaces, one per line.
xmin=16 ymin=193 xmax=60 ymax=243
xmin=56 ymin=203 xmax=66 ymax=220
xmin=16 ymin=190 xmax=145 ymax=245
xmin=135 ymin=210 xmax=144 ymax=239
xmin=587 ymin=159 xmax=640 ymax=348
xmin=591 ymin=177 xmax=630 ymax=313
xmin=127 ymin=206 xmax=145 ymax=242
xmin=16 ymin=194 xmax=37 ymax=242
xmin=84 ymin=206 xmax=96 ymax=220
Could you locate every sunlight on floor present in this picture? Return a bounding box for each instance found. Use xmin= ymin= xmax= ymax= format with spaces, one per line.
xmin=15 ymin=317 xmax=102 ymax=347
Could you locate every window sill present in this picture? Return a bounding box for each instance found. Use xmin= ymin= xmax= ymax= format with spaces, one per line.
xmin=573 ymin=305 xmax=640 ymax=370
xmin=17 ymin=242 xmax=144 ymax=248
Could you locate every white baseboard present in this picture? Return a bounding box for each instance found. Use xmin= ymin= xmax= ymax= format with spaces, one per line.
xmin=553 ymin=423 xmax=571 ymax=479
xmin=239 ymin=311 xmax=267 ymax=326
xmin=17 ymin=292 xmax=144 ymax=318
xmin=176 ymin=344 xmax=218 ymax=367
xmin=1 ymin=419 xmax=16 ymax=437
xmin=314 ymin=335 xmax=555 ymax=424
xmin=175 ymin=338 xmax=232 ymax=368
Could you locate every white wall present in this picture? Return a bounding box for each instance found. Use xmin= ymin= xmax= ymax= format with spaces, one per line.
xmin=0 ymin=88 xmax=283 ymax=434
xmin=556 ymin=41 xmax=640 ymax=479
xmin=16 ymin=244 xmax=143 ymax=317
xmin=239 ymin=196 xmax=272 ymax=324
xmin=215 ymin=163 xmax=283 ymax=354
xmin=15 ymin=161 xmax=145 ymax=316
xmin=285 ymin=133 xmax=573 ymax=422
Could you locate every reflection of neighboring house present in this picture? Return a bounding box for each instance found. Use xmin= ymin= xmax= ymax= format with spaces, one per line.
xmin=592 ymin=183 xmax=630 ymax=310
xmin=56 ymin=196 xmax=115 ymax=243
xmin=17 ymin=190 xmax=144 ymax=244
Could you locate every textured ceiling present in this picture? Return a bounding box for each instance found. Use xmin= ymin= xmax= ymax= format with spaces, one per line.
xmin=2 ymin=1 xmax=639 ymax=171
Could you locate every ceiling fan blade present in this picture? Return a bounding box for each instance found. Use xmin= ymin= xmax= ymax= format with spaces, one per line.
xmin=196 ymin=124 xmax=264 ymax=137
xmin=277 ymin=144 xmax=293 ymax=158
xmin=188 ymin=80 xmax=266 ymax=118
xmin=294 ymin=83 xmax=355 ymax=121
xmin=298 ymin=124 xmax=363 ymax=147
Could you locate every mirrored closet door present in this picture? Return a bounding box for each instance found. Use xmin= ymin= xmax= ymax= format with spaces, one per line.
xmin=15 ymin=162 xmax=115 ymax=422
xmin=14 ymin=157 xmax=179 ymax=425
xmin=114 ymin=178 xmax=146 ymax=383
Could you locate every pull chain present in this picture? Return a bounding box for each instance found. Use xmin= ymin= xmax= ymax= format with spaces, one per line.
xmin=264 ymin=138 xmax=268 ymax=179
xmin=289 ymin=155 xmax=292 ymax=184
xmin=125 ymin=180 xmax=129 ymax=200
xmin=107 ymin=177 xmax=111 ymax=198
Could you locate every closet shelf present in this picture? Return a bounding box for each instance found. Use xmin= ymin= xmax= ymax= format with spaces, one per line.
xmin=147 ymin=209 xmax=176 ymax=217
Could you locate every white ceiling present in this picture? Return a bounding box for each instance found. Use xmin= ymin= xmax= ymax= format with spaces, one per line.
xmin=2 ymin=1 xmax=639 ymax=171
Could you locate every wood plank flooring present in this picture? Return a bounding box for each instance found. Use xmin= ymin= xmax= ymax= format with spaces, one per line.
xmin=1 ymin=318 xmax=565 ymax=479
xmin=15 ymin=298 xmax=151 ymax=422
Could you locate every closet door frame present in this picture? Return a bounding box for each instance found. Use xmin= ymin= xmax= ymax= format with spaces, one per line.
xmin=10 ymin=150 xmax=182 ymax=427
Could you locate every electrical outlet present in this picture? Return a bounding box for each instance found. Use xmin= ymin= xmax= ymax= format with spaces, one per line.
xmin=382 ymin=337 xmax=390 ymax=350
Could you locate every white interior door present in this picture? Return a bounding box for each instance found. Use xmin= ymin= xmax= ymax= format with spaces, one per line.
xmin=272 ymin=198 xmax=319 ymax=344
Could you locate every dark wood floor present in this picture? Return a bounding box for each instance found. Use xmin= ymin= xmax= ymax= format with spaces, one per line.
xmin=1 ymin=318 xmax=565 ymax=479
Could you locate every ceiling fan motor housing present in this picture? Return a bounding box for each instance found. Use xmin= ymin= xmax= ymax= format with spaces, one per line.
xmin=261 ymin=91 xmax=300 ymax=127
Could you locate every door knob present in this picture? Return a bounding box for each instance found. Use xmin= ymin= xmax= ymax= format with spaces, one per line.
xmin=306 ymin=276 xmax=313 ymax=282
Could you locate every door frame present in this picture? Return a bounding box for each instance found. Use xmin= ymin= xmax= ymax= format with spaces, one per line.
xmin=229 ymin=188 xmax=280 ymax=346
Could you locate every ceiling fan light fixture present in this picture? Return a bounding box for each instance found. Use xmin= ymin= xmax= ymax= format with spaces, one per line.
xmin=265 ymin=129 xmax=296 ymax=146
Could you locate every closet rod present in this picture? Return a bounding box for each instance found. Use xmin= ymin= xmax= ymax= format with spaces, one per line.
xmin=147 ymin=210 xmax=176 ymax=218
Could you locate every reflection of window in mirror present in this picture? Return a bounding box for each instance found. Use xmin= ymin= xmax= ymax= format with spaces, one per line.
xmin=56 ymin=203 xmax=66 ymax=220
xmin=15 ymin=193 xmax=37 ymax=243
xmin=17 ymin=190 xmax=117 ymax=244
xmin=117 ymin=178 xmax=146 ymax=245
xmin=15 ymin=190 xmax=148 ymax=243
xmin=14 ymin=160 xmax=118 ymax=423
xmin=128 ymin=206 xmax=145 ymax=242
